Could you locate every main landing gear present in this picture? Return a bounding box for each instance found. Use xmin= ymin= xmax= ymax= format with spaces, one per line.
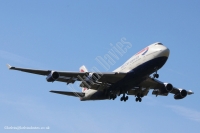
xmin=135 ymin=93 xmax=143 ymax=102
xmin=120 ymin=94 xmax=128 ymax=102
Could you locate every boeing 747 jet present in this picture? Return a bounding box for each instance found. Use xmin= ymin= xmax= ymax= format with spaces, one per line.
xmin=7 ymin=42 xmax=194 ymax=102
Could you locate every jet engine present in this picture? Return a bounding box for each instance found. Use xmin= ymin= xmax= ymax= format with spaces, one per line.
xmin=46 ymin=71 xmax=59 ymax=82
xmin=174 ymin=89 xmax=187 ymax=99
xmin=85 ymin=72 xmax=101 ymax=82
xmin=163 ymin=83 xmax=173 ymax=92
xmin=80 ymin=72 xmax=102 ymax=88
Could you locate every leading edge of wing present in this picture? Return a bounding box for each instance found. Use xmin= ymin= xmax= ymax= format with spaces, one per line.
xmin=6 ymin=64 xmax=127 ymax=84
xmin=50 ymin=90 xmax=85 ymax=97
xmin=6 ymin=64 xmax=86 ymax=76
xmin=7 ymin=64 xmax=50 ymax=75
xmin=143 ymin=77 xmax=194 ymax=95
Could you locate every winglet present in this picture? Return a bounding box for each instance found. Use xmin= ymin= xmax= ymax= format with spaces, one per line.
xmin=7 ymin=64 xmax=13 ymax=69
xmin=188 ymin=90 xmax=194 ymax=95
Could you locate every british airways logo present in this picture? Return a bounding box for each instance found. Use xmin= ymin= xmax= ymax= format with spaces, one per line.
xmin=136 ymin=47 xmax=149 ymax=55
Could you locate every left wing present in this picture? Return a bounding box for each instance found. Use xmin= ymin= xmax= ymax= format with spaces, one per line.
xmin=138 ymin=77 xmax=194 ymax=99
xmin=7 ymin=64 xmax=127 ymax=85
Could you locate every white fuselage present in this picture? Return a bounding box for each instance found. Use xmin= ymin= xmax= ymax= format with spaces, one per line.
xmin=114 ymin=42 xmax=169 ymax=72
xmin=80 ymin=42 xmax=170 ymax=101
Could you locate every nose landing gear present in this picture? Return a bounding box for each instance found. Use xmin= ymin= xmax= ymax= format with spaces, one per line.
xmin=153 ymin=67 xmax=159 ymax=78
xmin=153 ymin=73 xmax=159 ymax=79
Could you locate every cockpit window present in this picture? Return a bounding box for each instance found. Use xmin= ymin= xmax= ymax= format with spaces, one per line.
xmin=157 ymin=43 xmax=163 ymax=45
xmin=155 ymin=42 xmax=163 ymax=45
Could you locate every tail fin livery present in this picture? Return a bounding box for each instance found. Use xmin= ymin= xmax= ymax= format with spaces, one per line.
xmin=79 ymin=65 xmax=88 ymax=73
xmin=79 ymin=65 xmax=88 ymax=92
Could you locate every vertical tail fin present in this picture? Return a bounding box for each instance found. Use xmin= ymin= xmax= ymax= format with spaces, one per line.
xmin=79 ymin=65 xmax=88 ymax=73
xmin=79 ymin=65 xmax=88 ymax=92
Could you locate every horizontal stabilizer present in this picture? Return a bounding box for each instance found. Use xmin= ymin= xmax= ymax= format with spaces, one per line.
xmin=50 ymin=90 xmax=85 ymax=97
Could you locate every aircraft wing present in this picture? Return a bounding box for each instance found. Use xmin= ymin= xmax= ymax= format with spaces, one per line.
xmin=7 ymin=64 xmax=126 ymax=84
xmin=138 ymin=77 xmax=194 ymax=98
xmin=50 ymin=90 xmax=85 ymax=97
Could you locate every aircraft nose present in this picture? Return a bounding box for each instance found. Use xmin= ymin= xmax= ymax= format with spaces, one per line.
xmin=160 ymin=46 xmax=170 ymax=57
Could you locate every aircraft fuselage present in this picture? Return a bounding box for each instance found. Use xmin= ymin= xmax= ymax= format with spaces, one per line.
xmin=80 ymin=42 xmax=170 ymax=101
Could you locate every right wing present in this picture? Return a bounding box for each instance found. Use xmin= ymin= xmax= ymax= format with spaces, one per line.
xmin=50 ymin=90 xmax=85 ymax=97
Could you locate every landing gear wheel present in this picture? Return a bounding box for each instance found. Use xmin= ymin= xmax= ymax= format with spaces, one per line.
xmin=153 ymin=67 xmax=159 ymax=78
xmin=153 ymin=74 xmax=159 ymax=78
xmin=120 ymin=97 xmax=124 ymax=101
xmin=125 ymin=96 xmax=128 ymax=101
xmin=156 ymin=74 xmax=159 ymax=78
xmin=136 ymin=98 xmax=139 ymax=102
xmin=135 ymin=97 xmax=142 ymax=102
xmin=139 ymin=98 xmax=142 ymax=102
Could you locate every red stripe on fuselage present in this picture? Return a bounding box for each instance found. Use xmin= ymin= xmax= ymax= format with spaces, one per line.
xmin=136 ymin=47 xmax=148 ymax=55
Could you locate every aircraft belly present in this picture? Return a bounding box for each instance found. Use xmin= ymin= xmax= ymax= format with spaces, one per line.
xmin=117 ymin=56 xmax=168 ymax=87
xmin=89 ymin=91 xmax=107 ymax=100
xmin=134 ymin=56 xmax=168 ymax=75
xmin=81 ymin=91 xmax=107 ymax=101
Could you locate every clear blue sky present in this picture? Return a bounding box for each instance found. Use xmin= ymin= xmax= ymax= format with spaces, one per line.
xmin=1 ymin=1 xmax=200 ymax=133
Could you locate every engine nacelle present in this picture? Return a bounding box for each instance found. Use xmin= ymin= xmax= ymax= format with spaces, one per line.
xmin=80 ymin=72 xmax=102 ymax=88
xmin=86 ymin=72 xmax=101 ymax=82
xmin=46 ymin=71 xmax=59 ymax=82
xmin=163 ymin=83 xmax=173 ymax=92
xmin=174 ymin=89 xmax=187 ymax=99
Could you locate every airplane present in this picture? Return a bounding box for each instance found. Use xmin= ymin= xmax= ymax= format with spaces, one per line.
xmin=7 ymin=42 xmax=194 ymax=102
